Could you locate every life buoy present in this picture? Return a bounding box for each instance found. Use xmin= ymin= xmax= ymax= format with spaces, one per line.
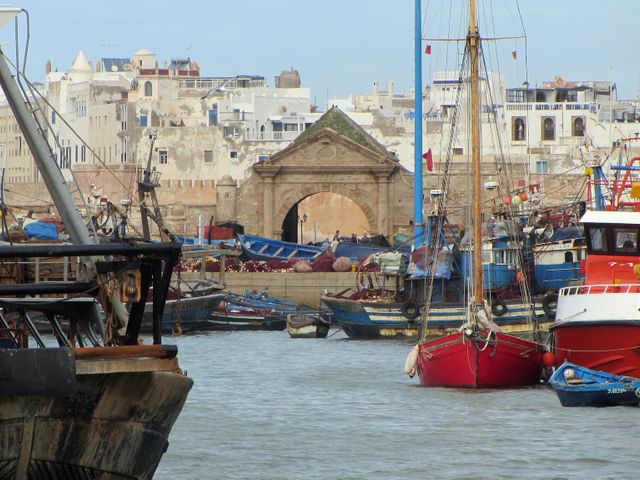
xmin=542 ymin=293 xmax=558 ymax=317
xmin=402 ymin=301 xmax=420 ymax=320
xmin=491 ymin=299 xmax=508 ymax=317
xmin=404 ymin=344 xmax=419 ymax=377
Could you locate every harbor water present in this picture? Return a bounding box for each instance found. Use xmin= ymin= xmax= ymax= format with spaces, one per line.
xmin=154 ymin=331 xmax=640 ymax=479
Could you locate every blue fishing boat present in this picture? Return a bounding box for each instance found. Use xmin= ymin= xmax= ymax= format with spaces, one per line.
xmin=142 ymin=292 xmax=226 ymax=334
xmin=209 ymin=290 xmax=327 ymax=331
xmin=549 ymin=361 xmax=640 ymax=407
xmin=238 ymin=234 xmax=324 ymax=261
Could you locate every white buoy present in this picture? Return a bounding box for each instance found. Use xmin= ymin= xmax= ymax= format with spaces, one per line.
xmin=404 ymin=344 xmax=419 ymax=377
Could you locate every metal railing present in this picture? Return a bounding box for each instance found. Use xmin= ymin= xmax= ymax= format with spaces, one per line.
xmin=560 ymin=283 xmax=640 ymax=296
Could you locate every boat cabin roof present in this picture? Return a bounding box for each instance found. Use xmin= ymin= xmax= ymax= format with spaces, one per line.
xmin=580 ymin=210 xmax=640 ymax=226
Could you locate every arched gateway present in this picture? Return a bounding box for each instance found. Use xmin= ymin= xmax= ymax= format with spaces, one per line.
xmin=236 ymin=107 xmax=413 ymax=240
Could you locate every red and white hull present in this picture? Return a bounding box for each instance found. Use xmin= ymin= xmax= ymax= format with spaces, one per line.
xmin=553 ymin=283 xmax=640 ymax=377
xmin=416 ymin=330 xmax=544 ymax=388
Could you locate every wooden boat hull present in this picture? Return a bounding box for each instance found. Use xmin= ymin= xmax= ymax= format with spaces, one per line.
xmin=208 ymin=312 xmax=286 ymax=331
xmin=321 ymin=296 xmax=419 ymax=339
xmin=238 ymin=234 xmax=322 ymax=262
xmin=416 ymin=330 xmax=544 ymax=388
xmin=0 ymin=347 xmax=192 ymax=479
xmin=552 ymin=321 xmax=640 ymax=378
xmin=322 ymin=295 xmax=551 ymax=341
xmin=549 ymin=361 xmax=640 ymax=407
xmin=141 ymin=293 xmax=225 ymax=334
xmin=286 ymin=314 xmax=330 ymax=338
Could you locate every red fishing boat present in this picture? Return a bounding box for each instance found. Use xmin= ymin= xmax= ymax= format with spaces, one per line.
xmin=407 ymin=0 xmax=544 ymax=388
xmin=550 ymin=145 xmax=640 ymax=376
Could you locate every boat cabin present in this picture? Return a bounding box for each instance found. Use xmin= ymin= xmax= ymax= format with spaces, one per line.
xmin=581 ymin=210 xmax=640 ymax=285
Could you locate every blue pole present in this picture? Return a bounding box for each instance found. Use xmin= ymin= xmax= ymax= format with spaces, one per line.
xmin=593 ymin=166 xmax=605 ymax=211
xmin=413 ymin=0 xmax=424 ymax=249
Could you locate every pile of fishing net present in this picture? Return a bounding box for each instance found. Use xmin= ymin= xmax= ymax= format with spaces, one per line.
xmin=240 ymin=260 xmax=296 ymax=272
xmin=312 ymin=254 xmax=336 ymax=272
xmin=294 ymin=260 xmax=313 ymax=273
xmin=186 ymin=257 xmax=242 ymax=272
xmin=332 ymin=256 xmax=352 ymax=272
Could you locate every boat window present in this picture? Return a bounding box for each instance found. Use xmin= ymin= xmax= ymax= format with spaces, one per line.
xmin=614 ymin=228 xmax=638 ymax=253
xmin=564 ymin=251 xmax=573 ymax=263
xmin=589 ymin=227 xmax=607 ymax=252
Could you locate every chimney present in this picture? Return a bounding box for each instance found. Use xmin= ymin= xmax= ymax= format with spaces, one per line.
xmin=45 ymin=60 xmax=51 ymax=75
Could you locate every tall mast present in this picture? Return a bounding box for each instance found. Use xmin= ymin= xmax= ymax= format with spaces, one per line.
xmin=468 ymin=0 xmax=483 ymax=307
xmin=413 ymin=0 xmax=424 ymax=248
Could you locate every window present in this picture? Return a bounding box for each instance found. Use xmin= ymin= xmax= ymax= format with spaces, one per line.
xmin=120 ymin=105 xmax=127 ymax=131
xmin=507 ymin=90 xmax=524 ymax=103
xmin=589 ymin=227 xmax=607 ymax=252
xmin=158 ymin=149 xmax=168 ymax=164
xmin=51 ymin=111 xmax=56 ymax=124
xmin=535 ymin=159 xmax=548 ymax=173
xmin=139 ymin=115 xmax=148 ymax=127
xmin=542 ymin=117 xmax=555 ymax=141
xmin=284 ymin=124 xmax=298 ymax=132
xmin=230 ymin=151 xmax=238 ymax=159
xmin=453 ymin=147 xmax=463 ymax=155
xmin=81 ymin=145 xmax=86 ymax=163
xmin=614 ymin=228 xmax=637 ymax=253
xmin=572 ymin=117 xmax=585 ymax=137
xmin=120 ymin=137 xmax=128 ymax=163
xmin=144 ymin=81 xmax=153 ymax=97
xmin=223 ymin=126 xmax=239 ymax=138
xmin=208 ymin=106 xmax=218 ymax=127
xmin=203 ymin=150 xmax=213 ymax=163
xmin=76 ymin=100 xmax=86 ymax=118
xmin=512 ymin=117 xmax=526 ymax=141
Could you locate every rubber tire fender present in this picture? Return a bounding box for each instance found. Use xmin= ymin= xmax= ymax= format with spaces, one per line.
xmin=491 ymin=299 xmax=508 ymax=317
xmin=402 ymin=301 xmax=420 ymax=320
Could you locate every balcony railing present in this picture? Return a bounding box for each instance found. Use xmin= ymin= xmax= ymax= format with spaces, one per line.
xmin=244 ymin=131 xmax=301 ymax=142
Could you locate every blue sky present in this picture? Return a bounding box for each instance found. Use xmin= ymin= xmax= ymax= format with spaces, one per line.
xmin=5 ymin=1 xmax=639 ymax=104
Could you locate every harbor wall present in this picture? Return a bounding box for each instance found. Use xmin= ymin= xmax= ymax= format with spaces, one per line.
xmin=180 ymin=271 xmax=357 ymax=307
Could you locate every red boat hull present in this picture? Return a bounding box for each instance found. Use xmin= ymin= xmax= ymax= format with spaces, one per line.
xmin=416 ymin=331 xmax=543 ymax=388
xmin=552 ymin=321 xmax=640 ymax=377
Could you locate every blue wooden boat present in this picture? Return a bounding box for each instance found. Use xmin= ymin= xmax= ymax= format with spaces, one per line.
xmin=549 ymin=361 xmax=640 ymax=407
xmin=238 ymin=234 xmax=324 ymax=261
xmin=141 ymin=292 xmax=226 ymax=334
xmin=208 ymin=290 xmax=327 ymax=331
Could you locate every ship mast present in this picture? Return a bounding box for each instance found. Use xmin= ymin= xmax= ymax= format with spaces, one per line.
xmin=468 ymin=0 xmax=483 ymax=307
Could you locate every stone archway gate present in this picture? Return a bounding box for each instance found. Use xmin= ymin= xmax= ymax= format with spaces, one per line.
xmin=236 ymin=111 xmax=414 ymax=240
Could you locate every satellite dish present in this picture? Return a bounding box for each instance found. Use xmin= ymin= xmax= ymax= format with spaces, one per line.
xmin=111 ymin=65 xmax=118 ymax=72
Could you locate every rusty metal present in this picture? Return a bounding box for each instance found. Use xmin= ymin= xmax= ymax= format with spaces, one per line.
xmin=74 ymin=344 xmax=178 ymax=360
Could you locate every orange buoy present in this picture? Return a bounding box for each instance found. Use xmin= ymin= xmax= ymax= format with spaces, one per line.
xmin=542 ymin=351 xmax=556 ymax=367
xmin=519 ymin=192 xmax=528 ymax=202
xmin=503 ymin=196 xmax=511 ymax=205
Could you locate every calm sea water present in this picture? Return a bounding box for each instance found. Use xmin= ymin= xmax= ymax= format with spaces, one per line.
xmin=154 ymin=330 xmax=640 ymax=480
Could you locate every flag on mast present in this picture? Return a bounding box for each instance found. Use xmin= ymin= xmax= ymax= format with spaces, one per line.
xmin=422 ymin=149 xmax=433 ymax=172
xmin=425 ymin=44 xmax=432 ymax=55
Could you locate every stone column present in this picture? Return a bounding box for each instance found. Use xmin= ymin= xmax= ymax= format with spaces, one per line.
xmin=376 ymin=175 xmax=391 ymax=237
xmin=263 ymin=177 xmax=274 ymax=238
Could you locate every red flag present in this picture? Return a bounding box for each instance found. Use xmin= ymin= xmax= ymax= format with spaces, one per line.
xmin=511 ymin=50 xmax=517 ymax=60
xmin=425 ymin=44 xmax=432 ymax=55
xmin=422 ymin=149 xmax=433 ymax=172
